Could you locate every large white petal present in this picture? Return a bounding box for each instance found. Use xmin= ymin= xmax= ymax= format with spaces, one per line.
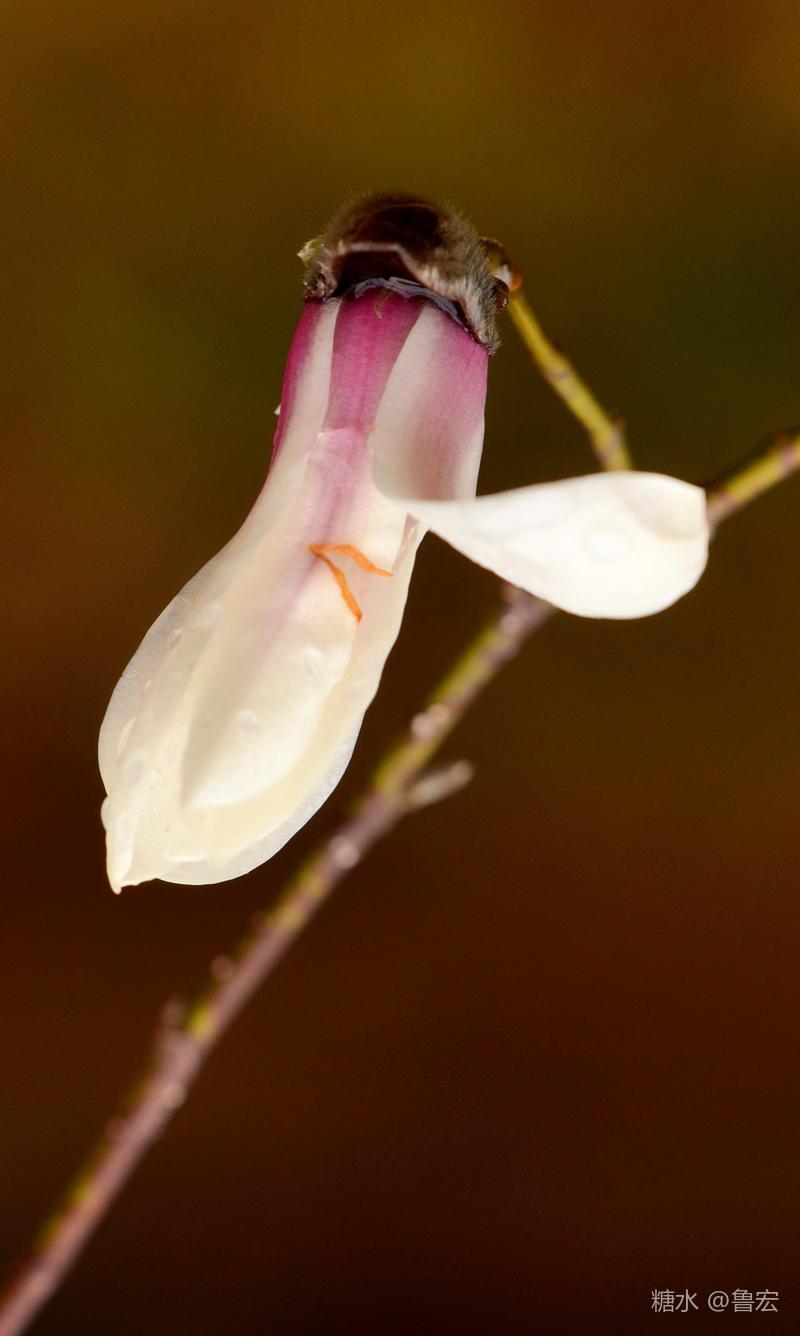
xmin=376 ymin=471 xmax=709 ymax=619
xmin=103 ymin=521 xmax=422 ymax=889
xmin=99 ymin=292 xmax=435 ymax=891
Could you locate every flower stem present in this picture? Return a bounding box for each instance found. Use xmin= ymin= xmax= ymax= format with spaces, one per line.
xmin=508 ymin=292 xmax=632 ymax=471
xmin=705 ymin=431 xmax=800 ymax=527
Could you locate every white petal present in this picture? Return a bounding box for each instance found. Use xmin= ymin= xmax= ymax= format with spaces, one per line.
xmin=99 ymin=293 xmax=435 ymax=890
xmin=387 ymin=472 xmax=709 ymax=618
xmin=102 ymin=525 xmax=420 ymax=890
xmin=369 ymin=303 xmax=489 ymax=503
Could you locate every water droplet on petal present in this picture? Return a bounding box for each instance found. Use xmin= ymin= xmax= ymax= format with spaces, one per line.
xmin=115 ymin=813 xmax=135 ymax=848
xmin=236 ymin=708 xmax=259 ymax=735
xmin=116 ymin=717 xmax=135 ymax=756
xmin=166 ymin=848 xmax=210 ymax=865
xmin=304 ymin=645 xmax=333 ymax=683
xmin=121 ymin=750 xmax=146 ymax=790
xmin=584 ymin=525 xmax=629 ymax=561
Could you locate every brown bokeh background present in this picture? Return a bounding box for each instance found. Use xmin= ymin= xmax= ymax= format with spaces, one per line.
xmin=2 ymin=2 xmax=799 ymax=1332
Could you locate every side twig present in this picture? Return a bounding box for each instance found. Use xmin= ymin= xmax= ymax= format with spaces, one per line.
xmin=705 ymin=430 xmax=800 ymax=527
xmin=508 ymin=292 xmax=632 ymax=471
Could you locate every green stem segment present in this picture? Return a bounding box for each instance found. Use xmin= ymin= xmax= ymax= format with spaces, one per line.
xmin=706 ymin=432 xmax=800 ymax=527
xmin=508 ymin=292 xmax=632 ymax=471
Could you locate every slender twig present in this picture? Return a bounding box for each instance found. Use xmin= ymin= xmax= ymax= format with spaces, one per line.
xmin=706 ymin=430 xmax=800 ymax=527
xmin=508 ymin=292 xmax=632 ymax=471
xmin=1 ymin=301 xmax=798 ymax=1334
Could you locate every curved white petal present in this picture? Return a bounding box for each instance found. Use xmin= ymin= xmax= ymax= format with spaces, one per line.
xmin=375 ymin=470 xmax=709 ymax=619
xmin=99 ymin=291 xmax=454 ymax=891
xmin=101 ymin=520 xmax=421 ymax=890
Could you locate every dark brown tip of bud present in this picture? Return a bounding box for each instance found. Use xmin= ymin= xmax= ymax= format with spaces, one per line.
xmin=347 ymin=200 xmax=444 ymax=255
xmin=300 ymin=193 xmax=514 ymax=354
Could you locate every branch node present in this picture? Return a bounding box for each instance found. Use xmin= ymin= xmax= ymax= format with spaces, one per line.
xmin=410 ymin=702 xmax=451 ymax=742
xmin=328 ymin=835 xmax=361 ymax=870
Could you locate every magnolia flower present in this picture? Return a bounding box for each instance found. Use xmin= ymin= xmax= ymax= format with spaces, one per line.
xmin=100 ymin=195 xmax=708 ymax=892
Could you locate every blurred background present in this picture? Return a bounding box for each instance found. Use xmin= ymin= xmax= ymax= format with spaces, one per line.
xmin=2 ymin=1 xmax=799 ymax=1331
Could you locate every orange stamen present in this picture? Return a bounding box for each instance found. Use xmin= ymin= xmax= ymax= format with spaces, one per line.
xmin=309 ymin=543 xmax=393 ymax=623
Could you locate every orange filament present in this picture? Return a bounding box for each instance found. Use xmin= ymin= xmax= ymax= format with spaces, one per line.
xmin=309 ymin=543 xmax=393 ymax=623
